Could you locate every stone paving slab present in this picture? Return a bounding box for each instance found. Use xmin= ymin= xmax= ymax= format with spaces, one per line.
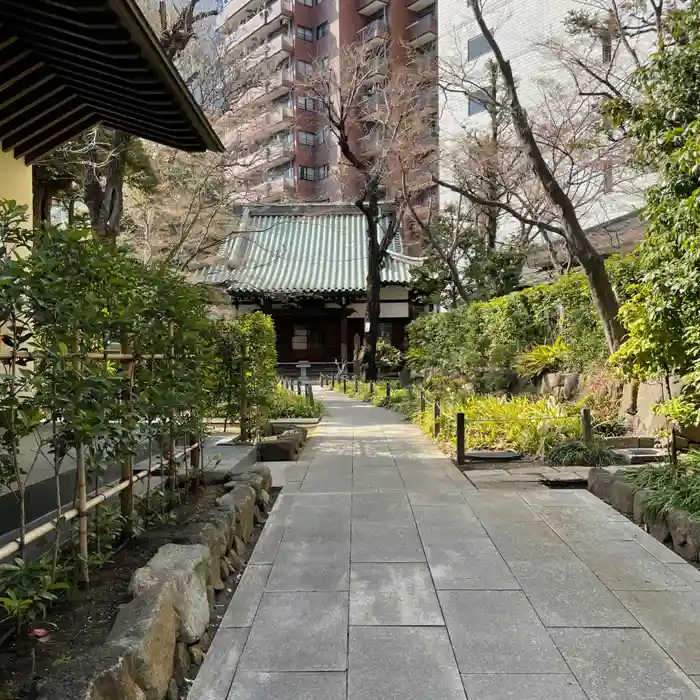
xmin=239 ymin=592 xmax=349 ymax=672
xmin=229 ymin=672 xmax=346 ymax=700
xmin=197 ymin=390 xmax=700 ymax=700
xmin=550 ymin=628 xmax=700 ymax=700
xmin=347 ymin=626 xmax=466 ymax=700
xmin=187 ymin=627 xmax=248 ymax=700
xmin=462 ymin=674 xmax=588 ymax=700
xmin=350 ymin=563 xmax=443 ymax=625
xmin=439 ymin=589 xmax=569 ymax=674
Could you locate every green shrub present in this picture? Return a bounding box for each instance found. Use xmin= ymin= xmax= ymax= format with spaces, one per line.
xmin=547 ymin=438 xmax=623 ymax=467
xmin=376 ymin=339 xmax=403 ymax=371
xmin=515 ymin=337 xmax=570 ymax=378
xmin=407 ymin=255 xmax=639 ymax=380
xmin=268 ymin=385 xmax=325 ymax=419
xmin=625 ymin=453 xmax=700 ymax=520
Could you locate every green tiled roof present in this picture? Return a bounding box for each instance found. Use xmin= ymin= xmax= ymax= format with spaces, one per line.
xmin=201 ymin=212 xmax=421 ymax=295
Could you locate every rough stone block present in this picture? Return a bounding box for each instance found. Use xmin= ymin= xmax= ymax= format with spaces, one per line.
xmin=249 ymin=464 xmax=273 ymax=491
xmin=633 ymin=488 xmax=650 ymax=525
xmin=609 ymin=477 xmax=637 ymax=518
xmin=257 ymin=437 xmax=298 ymax=462
xmin=226 ymin=471 xmax=265 ymax=500
xmin=172 ymin=521 xmax=226 ymax=590
xmin=189 ymin=644 xmax=204 ymax=667
xmin=106 ymin=585 xmax=179 ymax=700
xmin=217 ymin=484 xmax=256 ymax=542
xmin=587 ymin=468 xmax=616 ymax=505
xmin=172 ymin=642 xmax=190 ymax=687
xmin=668 ymin=509 xmax=700 ymax=562
xmin=130 ymin=543 xmax=211 ymax=644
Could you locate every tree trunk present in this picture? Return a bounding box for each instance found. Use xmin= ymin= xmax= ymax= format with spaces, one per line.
xmin=469 ymin=1 xmax=625 ymax=353
xmin=363 ymin=210 xmax=381 ymax=381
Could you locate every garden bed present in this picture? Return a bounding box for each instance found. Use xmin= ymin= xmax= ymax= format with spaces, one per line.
xmin=0 ymin=473 xmax=277 ymax=700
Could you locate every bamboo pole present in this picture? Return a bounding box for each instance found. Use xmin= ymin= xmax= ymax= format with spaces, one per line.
xmin=119 ymin=336 xmax=135 ymax=536
xmin=0 ymin=443 xmax=201 ymax=562
xmin=75 ymin=437 xmax=89 ymax=588
xmin=0 ymin=351 xmax=165 ymax=361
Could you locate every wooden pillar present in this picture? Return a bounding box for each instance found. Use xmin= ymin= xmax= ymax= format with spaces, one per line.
xmin=340 ymin=313 xmax=348 ymax=364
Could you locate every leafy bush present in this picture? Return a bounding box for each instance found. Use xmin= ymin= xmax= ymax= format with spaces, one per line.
xmin=547 ymin=438 xmax=623 ymax=467
xmin=376 ymin=339 xmax=403 ymax=371
xmin=268 ymin=385 xmax=325 ymax=419
xmin=407 ymin=255 xmax=638 ymax=382
xmin=515 ymin=337 xmax=570 ymax=378
xmin=625 ymin=453 xmax=700 ymax=520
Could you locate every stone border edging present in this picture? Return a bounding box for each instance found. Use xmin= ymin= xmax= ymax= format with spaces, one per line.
xmin=589 ymin=467 xmax=700 ymax=562
xmin=37 ymin=466 xmax=274 ymax=700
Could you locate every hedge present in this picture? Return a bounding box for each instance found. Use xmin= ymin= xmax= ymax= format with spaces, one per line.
xmin=407 ymin=255 xmax=639 ymax=389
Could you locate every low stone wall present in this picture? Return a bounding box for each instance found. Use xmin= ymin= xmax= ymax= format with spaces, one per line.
xmin=37 ymin=466 xmax=273 ymax=700
xmin=257 ymin=425 xmax=308 ymax=461
xmin=589 ymin=467 xmax=700 ymax=562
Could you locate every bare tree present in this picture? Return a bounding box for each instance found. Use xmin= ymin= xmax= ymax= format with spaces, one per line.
xmin=430 ymin=1 xmax=635 ymax=352
xmin=304 ymin=41 xmax=432 ymax=379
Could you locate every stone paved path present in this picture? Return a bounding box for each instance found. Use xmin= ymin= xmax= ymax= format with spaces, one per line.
xmin=190 ymin=390 xmax=700 ymax=700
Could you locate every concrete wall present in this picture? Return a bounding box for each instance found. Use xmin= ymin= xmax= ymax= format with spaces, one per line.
xmin=0 ymin=149 xmax=32 ymax=226
xmin=438 ymin=0 xmax=654 ymax=238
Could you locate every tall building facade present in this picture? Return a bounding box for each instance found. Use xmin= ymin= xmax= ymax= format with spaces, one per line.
xmin=437 ymin=0 xmax=655 ymax=237
xmin=217 ymin=0 xmax=438 ymax=204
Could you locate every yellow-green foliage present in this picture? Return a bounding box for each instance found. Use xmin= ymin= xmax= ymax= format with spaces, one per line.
xmin=515 ymin=337 xmax=570 ymax=378
xmin=333 ymin=381 xmax=580 ymax=456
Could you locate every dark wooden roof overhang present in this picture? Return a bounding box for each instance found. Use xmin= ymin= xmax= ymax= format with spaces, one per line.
xmin=0 ymin=0 xmax=224 ymax=163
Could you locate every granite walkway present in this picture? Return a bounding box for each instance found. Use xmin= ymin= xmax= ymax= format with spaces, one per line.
xmin=190 ymin=389 xmax=700 ymax=700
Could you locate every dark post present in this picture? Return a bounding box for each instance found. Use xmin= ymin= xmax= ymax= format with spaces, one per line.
xmin=433 ymin=400 xmax=441 ymax=440
xmin=297 ymin=380 xmax=302 ymax=396
xmin=370 ymin=381 xmax=374 ymax=395
xmin=354 ymin=377 xmax=359 ymax=392
xmin=386 ymin=382 xmax=391 ymax=399
xmin=320 ymin=373 xmax=324 ymax=387
xmin=343 ymin=377 xmax=347 ymax=393
xmin=581 ymin=407 xmax=593 ymax=445
xmin=332 ymin=375 xmax=335 ymax=389
xmin=456 ymin=412 xmax=465 ymax=466
xmin=308 ymin=383 xmax=315 ymax=406
xmin=420 ymin=390 xmax=425 ymax=413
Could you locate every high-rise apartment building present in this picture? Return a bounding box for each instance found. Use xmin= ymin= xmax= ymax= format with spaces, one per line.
xmin=437 ymin=0 xmax=655 ymax=237
xmin=216 ymin=0 xmax=438 ymax=204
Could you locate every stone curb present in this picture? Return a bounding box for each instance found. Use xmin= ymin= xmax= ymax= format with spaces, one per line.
xmin=589 ymin=466 xmax=700 ymax=562
xmin=37 ymin=467 xmax=272 ymax=700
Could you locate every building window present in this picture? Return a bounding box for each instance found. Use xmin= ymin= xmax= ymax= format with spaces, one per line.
xmin=602 ymin=161 xmax=614 ymax=193
xmin=297 ymin=0 xmax=313 ymax=6
xmin=296 ymin=25 xmax=313 ymax=41
xmin=297 ymin=59 xmax=313 ymax=76
xmin=315 ymin=126 xmax=330 ymax=144
xmin=316 ymin=21 xmax=329 ymax=39
xmin=468 ymin=97 xmax=488 ymax=116
xmin=467 ymin=33 xmax=492 ymax=61
xmin=298 ymin=95 xmax=319 ymax=111
xmin=299 ymin=165 xmax=330 ymax=180
xmin=601 ymin=33 xmax=612 ymax=63
xmin=299 ymin=130 xmax=316 ymax=146
xmin=319 ymin=55 xmax=330 ymax=71
xmin=379 ymin=322 xmax=392 ymax=340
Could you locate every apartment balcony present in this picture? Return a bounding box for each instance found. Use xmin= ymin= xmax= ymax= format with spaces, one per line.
xmin=357 ymin=0 xmax=388 ymax=15
xmin=242 ymin=32 xmax=294 ymax=73
xmin=407 ymin=13 xmax=437 ymax=48
xmin=239 ymin=67 xmax=294 ymax=108
xmin=358 ymin=91 xmax=384 ymax=119
xmin=217 ymin=0 xmax=265 ymax=31
xmin=225 ymin=0 xmax=294 ymax=55
xmin=249 ymin=175 xmax=296 ymax=201
xmin=252 ymin=105 xmax=295 ymax=139
xmin=406 ymin=0 xmax=434 ymax=11
xmin=412 ymin=51 xmax=437 ymax=77
xmin=359 ymin=19 xmax=389 ymax=49
xmin=362 ymin=55 xmax=389 ymax=84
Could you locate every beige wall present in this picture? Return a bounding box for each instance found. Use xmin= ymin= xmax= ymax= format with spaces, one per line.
xmin=0 ymin=150 xmax=32 ymax=226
